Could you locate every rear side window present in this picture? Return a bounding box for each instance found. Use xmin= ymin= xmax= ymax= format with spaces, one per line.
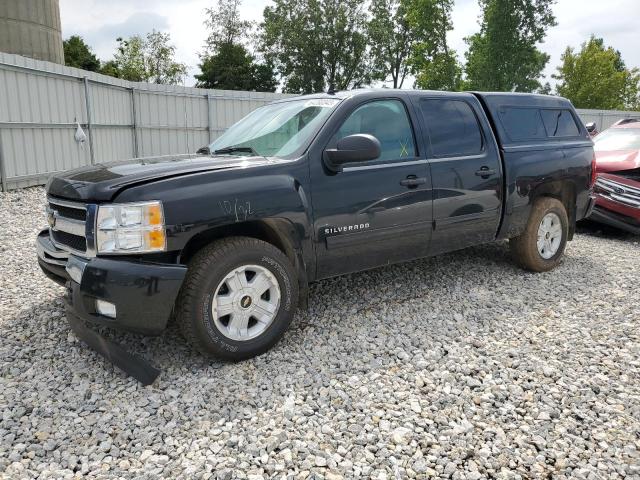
xmin=499 ymin=107 xmax=546 ymax=141
xmin=541 ymin=109 xmax=580 ymax=137
xmin=420 ymin=99 xmax=483 ymax=157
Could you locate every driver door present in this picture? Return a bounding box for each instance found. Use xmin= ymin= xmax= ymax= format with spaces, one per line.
xmin=309 ymin=97 xmax=433 ymax=279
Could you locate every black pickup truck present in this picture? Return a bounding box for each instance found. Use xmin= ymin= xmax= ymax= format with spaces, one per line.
xmin=38 ymin=89 xmax=595 ymax=380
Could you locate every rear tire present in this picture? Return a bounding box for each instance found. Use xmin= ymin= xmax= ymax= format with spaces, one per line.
xmin=510 ymin=197 xmax=569 ymax=272
xmin=175 ymin=237 xmax=298 ymax=360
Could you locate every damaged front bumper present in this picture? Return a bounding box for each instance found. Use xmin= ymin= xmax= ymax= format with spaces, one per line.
xmin=590 ymin=204 xmax=640 ymax=235
xmin=36 ymin=229 xmax=188 ymax=384
xmin=591 ymin=176 xmax=640 ymax=234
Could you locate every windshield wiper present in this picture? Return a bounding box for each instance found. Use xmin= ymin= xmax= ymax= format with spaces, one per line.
xmin=213 ymin=146 xmax=259 ymax=156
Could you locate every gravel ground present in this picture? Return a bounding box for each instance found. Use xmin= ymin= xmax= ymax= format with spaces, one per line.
xmin=1 ymin=186 xmax=639 ymax=480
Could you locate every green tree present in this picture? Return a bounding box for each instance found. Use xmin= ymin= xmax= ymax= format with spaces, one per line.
xmin=367 ymin=0 xmax=414 ymax=88
xmin=407 ymin=0 xmax=462 ymax=90
xmin=112 ymin=35 xmax=147 ymax=81
xmin=63 ymin=35 xmax=100 ymax=71
xmin=465 ymin=0 xmax=556 ymax=92
xmin=197 ymin=0 xmax=276 ymax=91
xmin=538 ymin=81 xmax=552 ymax=95
xmin=203 ymin=0 xmax=253 ymax=51
xmin=104 ymin=30 xmax=187 ymax=84
xmin=144 ymin=30 xmax=189 ymax=84
xmin=414 ymin=52 xmax=463 ymax=90
xmin=98 ymin=60 xmax=121 ymax=79
xmin=261 ymin=0 xmax=371 ymax=93
xmin=196 ymin=43 xmax=277 ymax=91
xmin=554 ymin=36 xmax=640 ymax=110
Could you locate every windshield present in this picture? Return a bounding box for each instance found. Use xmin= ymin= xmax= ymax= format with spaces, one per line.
xmin=209 ymin=98 xmax=340 ymax=158
xmin=594 ymin=128 xmax=640 ymax=152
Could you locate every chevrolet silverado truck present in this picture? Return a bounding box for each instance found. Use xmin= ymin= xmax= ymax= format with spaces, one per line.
xmin=37 ymin=89 xmax=595 ymax=382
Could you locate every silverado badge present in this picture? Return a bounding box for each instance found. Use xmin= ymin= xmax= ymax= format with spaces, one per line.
xmin=324 ymin=223 xmax=370 ymax=235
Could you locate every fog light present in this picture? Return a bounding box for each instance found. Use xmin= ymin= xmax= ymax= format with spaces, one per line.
xmin=96 ymin=300 xmax=117 ymax=318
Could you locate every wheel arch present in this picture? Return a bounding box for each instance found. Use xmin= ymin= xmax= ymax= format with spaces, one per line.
xmin=530 ymin=179 xmax=577 ymax=240
xmin=178 ymin=219 xmax=310 ymax=307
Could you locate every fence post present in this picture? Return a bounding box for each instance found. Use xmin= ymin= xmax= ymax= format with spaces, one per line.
xmin=206 ymin=92 xmax=213 ymax=143
xmin=130 ymin=87 xmax=139 ymax=158
xmin=82 ymin=76 xmax=95 ymax=165
xmin=0 ymin=131 xmax=7 ymax=192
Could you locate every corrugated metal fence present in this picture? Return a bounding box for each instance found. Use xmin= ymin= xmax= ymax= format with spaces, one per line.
xmin=574 ymin=108 xmax=640 ymax=131
xmin=1 ymin=51 xmax=640 ymax=191
xmin=0 ymin=52 xmax=291 ymax=191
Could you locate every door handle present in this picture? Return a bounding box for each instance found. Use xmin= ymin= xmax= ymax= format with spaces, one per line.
xmin=400 ymin=175 xmax=427 ymax=188
xmin=475 ymin=166 xmax=497 ymax=178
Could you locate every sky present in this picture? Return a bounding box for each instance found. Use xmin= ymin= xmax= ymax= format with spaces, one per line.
xmin=59 ymin=0 xmax=640 ymax=89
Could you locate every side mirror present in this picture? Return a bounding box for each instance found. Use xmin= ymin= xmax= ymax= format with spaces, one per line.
xmin=585 ymin=122 xmax=597 ymax=134
xmin=324 ymin=134 xmax=381 ymax=172
xmin=196 ymin=145 xmax=210 ymax=155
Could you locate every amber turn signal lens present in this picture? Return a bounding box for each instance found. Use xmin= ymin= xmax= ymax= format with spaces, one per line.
xmin=145 ymin=204 xmax=163 ymax=225
xmin=145 ymin=228 xmax=166 ymax=250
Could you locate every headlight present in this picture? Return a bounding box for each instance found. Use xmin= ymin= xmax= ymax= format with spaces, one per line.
xmin=96 ymin=201 xmax=166 ymax=254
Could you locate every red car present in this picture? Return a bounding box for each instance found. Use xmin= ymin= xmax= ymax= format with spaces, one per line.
xmin=591 ymin=119 xmax=640 ymax=234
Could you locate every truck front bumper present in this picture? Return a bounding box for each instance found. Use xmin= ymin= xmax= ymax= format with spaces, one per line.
xmin=37 ymin=229 xmax=187 ymax=335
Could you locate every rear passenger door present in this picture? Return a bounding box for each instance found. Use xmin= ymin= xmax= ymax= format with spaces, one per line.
xmin=415 ymin=95 xmax=503 ymax=254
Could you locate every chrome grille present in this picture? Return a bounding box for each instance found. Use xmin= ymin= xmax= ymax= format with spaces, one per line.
xmin=47 ymin=197 xmax=88 ymax=254
xmin=595 ymin=177 xmax=640 ymax=209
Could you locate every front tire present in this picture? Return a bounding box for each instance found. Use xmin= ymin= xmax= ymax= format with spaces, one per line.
xmin=510 ymin=197 xmax=569 ymax=272
xmin=176 ymin=237 xmax=298 ymax=360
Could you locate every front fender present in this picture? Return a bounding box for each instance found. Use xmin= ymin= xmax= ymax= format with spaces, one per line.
xmin=113 ymin=163 xmax=314 ymax=276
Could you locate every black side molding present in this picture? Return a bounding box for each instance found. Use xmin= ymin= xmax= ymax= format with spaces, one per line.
xmin=66 ymin=306 xmax=161 ymax=386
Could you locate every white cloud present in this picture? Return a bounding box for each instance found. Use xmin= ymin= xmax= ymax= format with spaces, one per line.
xmin=60 ymin=0 xmax=209 ymax=79
xmin=540 ymin=0 xmax=640 ymax=84
xmin=60 ymin=0 xmax=640 ymax=89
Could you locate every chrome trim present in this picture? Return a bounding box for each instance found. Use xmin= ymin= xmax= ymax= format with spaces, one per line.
xmin=597 ymin=177 xmax=640 ymax=196
xmin=66 ymin=255 xmax=88 ymax=284
xmin=426 ymin=153 xmax=488 ymax=163
xmin=46 ymin=196 xmax=96 ymax=257
xmin=85 ymin=204 xmax=98 ymax=257
xmin=342 ymin=154 xmax=489 ymax=172
xmin=610 ymin=194 xmax=640 ymax=207
xmin=51 ymin=215 xmax=85 ymax=236
xmin=596 ymin=177 xmax=640 ymax=209
xmin=343 ymin=158 xmax=430 ymax=172
xmin=47 ymin=196 xmax=87 ymax=210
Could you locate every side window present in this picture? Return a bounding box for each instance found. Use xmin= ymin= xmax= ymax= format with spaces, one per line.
xmin=420 ymin=99 xmax=483 ymax=157
xmin=499 ymin=107 xmax=546 ymax=141
xmin=334 ymin=99 xmax=416 ymax=162
xmin=541 ymin=109 xmax=580 ymax=137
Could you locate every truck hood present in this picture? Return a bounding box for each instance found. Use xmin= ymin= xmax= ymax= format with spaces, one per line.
xmin=47 ymin=153 xmax=287 ymax=202
xmin=595 ymin=150 xmax=640 ymax=173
